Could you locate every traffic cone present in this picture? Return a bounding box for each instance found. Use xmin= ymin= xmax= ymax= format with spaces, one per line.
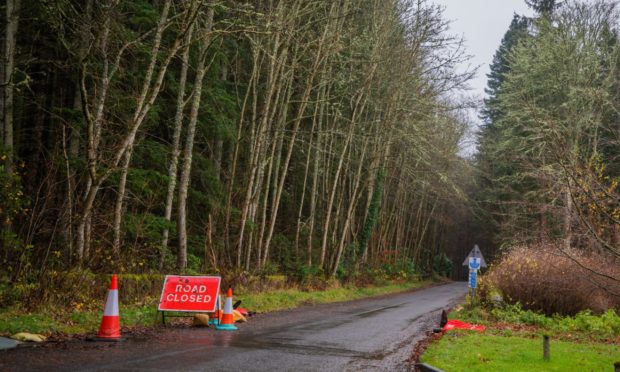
xmin=216 ymin=288 xmax=238 ymax=331
xmin=95 ymin=274 xmax=122 ymax=341
xmin=209 ymin=293 xmax=221 ymax=326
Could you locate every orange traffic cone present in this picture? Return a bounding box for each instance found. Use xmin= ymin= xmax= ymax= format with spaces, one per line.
xmin=216 ymin=288 xmax=238 ymax=331
xmin=95 ymin=274 xmax=122 ymax=341
xmin=209 ymin=293 xmax=221 ymax=326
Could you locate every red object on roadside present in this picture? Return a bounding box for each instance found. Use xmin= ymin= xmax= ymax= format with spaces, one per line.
xmin=236 ymin=307 xmax=249 ymax=316
xmin=442 ymin=319 xmax=485 ymax=332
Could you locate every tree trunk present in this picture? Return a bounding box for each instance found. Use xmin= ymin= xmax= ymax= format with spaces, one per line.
xmin=224 ymin=48 xmax=259 ymax=261
xmin=160 ymin=22 xmax=194 ymax=269
xmin=212 ymin=63 xmax=227 ymax=182
xmin=75 ymin=0 xmax=192 ymax=260
xmin=112 ymin=145 xmax=132 ymax=257
xmin=320 ymin=122 xmax=353 ymax=268
xmin=294 ymin=107 xmax=317 ymax=257
xmin=112 ymin=0 xmax=172 ymax=257
xmin=564 ymin=182 xmax=573 ymax=250
xmin=306 ymin=81 xmax=328 ymax=265
xmin=331 ymin=138 xmax=369 ymax=277
xmin=261 ymin=2 xmax=336 ymax=266
xmin=2 ymin=0 xmax=21 ymax=176
xmin=236 ymin=17 xmax=288 ymax=268
xmin=177 ymin=7 xmax=214 ymax=270
xmin=75 ymin=0 xmax=117 ymax=262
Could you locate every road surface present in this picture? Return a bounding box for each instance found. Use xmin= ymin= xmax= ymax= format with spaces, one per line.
xmin=0 ymin=282 xmax=467 ymax=371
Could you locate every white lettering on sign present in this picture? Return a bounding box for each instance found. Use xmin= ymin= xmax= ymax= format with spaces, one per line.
xmin=165 ymin=283 xmax=213 ymax=303
xmin=166 ymin=293 xmax=212 ymax=303
xmin=174 ymin=284 xmax=208 ymax=293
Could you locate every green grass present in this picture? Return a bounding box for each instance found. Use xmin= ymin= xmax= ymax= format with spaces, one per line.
xmin=238 ymin=280 xmax=430 ymax=312
xmin=422 ymin=331 xmax=620 ymax=371
xmin=0 ymin=304 xmax=159 ymax=335
xmin=0 ymin=279 xmax=431 ymax=336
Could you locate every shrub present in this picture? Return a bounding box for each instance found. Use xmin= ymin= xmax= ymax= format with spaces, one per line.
xmin=433 ymin=253 xmax=453 ymax=278
xmin=560 ymin=309 xmax=620 ymax=336
xmin=481 ymin=244 xmax=620 ymax=315
xmin=295 ymin=264 xmax=322 ymax=286
xmin=380 ymin=258 xmax=417 ymax=280
xmin=490 ymin=303 xmax=550 ymax=327
xmin=5 ymin=271 xmax=166 ymax=311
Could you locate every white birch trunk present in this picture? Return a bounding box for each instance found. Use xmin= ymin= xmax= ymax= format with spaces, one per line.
xmin=160 ymin=22 xmax=194 ymax=269
xmin=177 ymin=7 xmax=214 ymax=269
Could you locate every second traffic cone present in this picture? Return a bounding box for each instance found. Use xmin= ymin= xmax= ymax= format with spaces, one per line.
xmin=216 ymin=288 xmax=238 ymax=331
xmin=95 ymin=274 xmax=122 ymax=341
xmin=209 ymin=293 xmax=221 ymax=326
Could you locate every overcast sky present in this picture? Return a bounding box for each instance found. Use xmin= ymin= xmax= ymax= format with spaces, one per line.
xmin=428 ymin=1 xmax=535 ymax=154
xmin=430 ymin=0 xmax=534 ymax=99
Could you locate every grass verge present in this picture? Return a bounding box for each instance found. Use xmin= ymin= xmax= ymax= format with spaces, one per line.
xmin=449 ymin=304 xmax=620 ymax=343
xmin=238 ymin=280 xmax=431 ymax=313
xmin=0 ymin=279 xmax=432 ymax=337
xmin=421 ymin=331 xmax=620 ymax=371
xmin=0 ymin=303 xmax=158 ymax=336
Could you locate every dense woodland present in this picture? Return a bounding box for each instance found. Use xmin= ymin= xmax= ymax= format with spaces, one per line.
xmin=478 ymin=0 xmax=620 ymax=259
xmin=1 ymin=0 xmax=473 ymax=287
xmin=0 ymin=0 xmax=618 ymax=301
xmin=477 ymin=0 xmax=619 ymax=310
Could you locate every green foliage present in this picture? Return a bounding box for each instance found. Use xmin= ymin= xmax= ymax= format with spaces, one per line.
xmin=555 ymin=310 xmax=620 ymax=337
xmin=237 ymin=280 xmax=429 ymax=313
xmin=0 ymin=278 xmax=37 ymax=309
xmin=432 ymin=252 xmax=453 ymax=278
xmin=295 ymin=264 xmax=320 ymax=283
xmin=481 ymin=14 xmax=529 ymax=124
xmin=525 ymin=0 xmax=562 ymax=15
xmin=259 ymin=261 xmax=280 ymax=277
xmin=0 ymin=301 xmax=161 ymax=336
xmin=0 ymin=148 xmax=25 ymax=224
xmin=379 ymin=258 xmax=417 ymax=281
xmin=335 ymin=264 xmax=349 ymax=282
xmin=490 ymin=303 xmax=551 ymax=327
xmin=184 ymin=253 xmax=203 ymax=274
xmin=124 ymin=213 xmax=174 ymax=243
xmin=6 ymin=0 xmax=474 ymax=289
xmin=477 ymin=1 xmax=620 ymax=250
xmin=458 ymin=302 xmax=620 ymax=340
xmin=202 ymin=81 xmax=240 ymax=142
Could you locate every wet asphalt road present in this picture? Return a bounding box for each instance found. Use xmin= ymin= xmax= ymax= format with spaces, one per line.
xmin=0 ymin=282 xmax=467 ymax=372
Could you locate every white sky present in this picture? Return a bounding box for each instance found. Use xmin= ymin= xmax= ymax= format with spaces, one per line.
xmin=429 ymin=1 xmax=535 ymax=154
xmin=431 ymin=0 xmax=535 ymax=100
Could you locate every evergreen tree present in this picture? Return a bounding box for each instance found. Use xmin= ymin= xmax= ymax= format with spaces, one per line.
xmin=525 ymin=0 xmax=562 ymax=15
xmin=477 ymin=0 xmax=620 ymax=255
xmin=481 ymin=14 xmax=529 ymax=125
xmin=476 ymin=13 xmax=530 ymax=251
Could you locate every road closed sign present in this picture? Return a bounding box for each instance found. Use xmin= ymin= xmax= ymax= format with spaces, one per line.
xmin=158 ymin=275 xmax=221 ymax=312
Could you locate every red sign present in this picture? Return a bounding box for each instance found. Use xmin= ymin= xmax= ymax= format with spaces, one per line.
xmin=158 ymin=275 xmax=221 ymax=312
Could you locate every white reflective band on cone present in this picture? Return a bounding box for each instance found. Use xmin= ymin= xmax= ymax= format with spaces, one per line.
xmin=104 ymin=289 xmax=119 ymax=316
xmin=223 ymin=296 xmax=233 ymax=313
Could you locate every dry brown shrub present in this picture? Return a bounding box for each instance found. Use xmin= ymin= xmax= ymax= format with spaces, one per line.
xmin=482 ymin=244 xmax=620 ymax=315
